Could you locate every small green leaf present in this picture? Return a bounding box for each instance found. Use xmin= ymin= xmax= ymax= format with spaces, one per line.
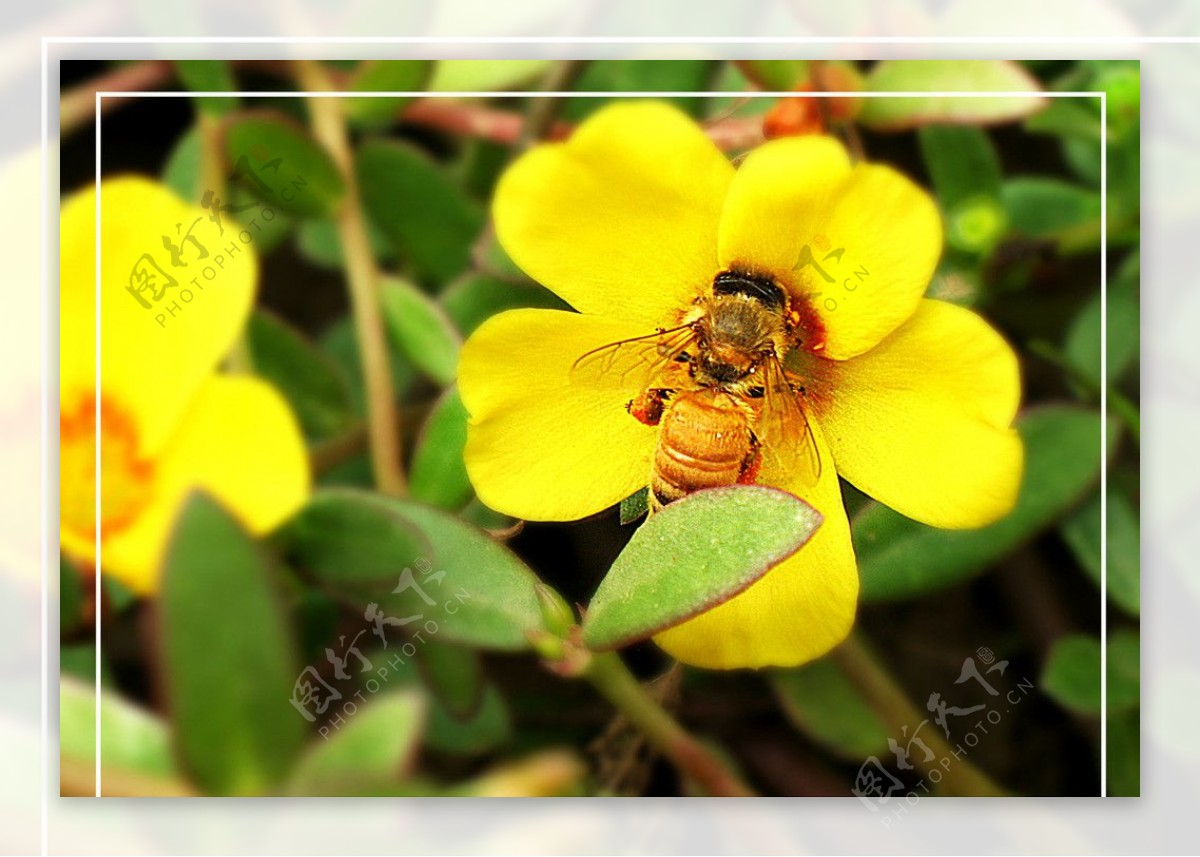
xmin=246 ymin=310 xmax=356 ymax=442
xmin=1001 ymin=178 xmax=1102 ymax=248
xmin=356 ymin=140 xmax=483 ymax=284
xmin=769 ymin=660 xmax=889 ymax=760
xmin=619 ymin=487 xmax=650 ymax=526
xmin=856 ymin=407 xmax=1111 ymax=602
xmin=174 ymin=60 xmax=238 ymax=115
xmin=429 ymin=59 xmax=551 ymax=92
xmin=1063 ymin=253 xmax=1140 ymax=388
xmin=285 ymin=690 xmax=426 ymax=795
xmin=319 ymin=489 xmax=547 ymax=651
xmin=441 ymin=274 xmax=569 ymax=337
xmin=343 ymin=60 xmax=433 ymax=129
xmin=564 ymin=60 xmax=716 ymax=121
xmin=319 ymin=315 xmax=418 ymax=415
xmin=918 ymin=126 xmax=1006 ymax=254
xmin=1024 ymin=99 xmax=1105 ymax=141
xmin=162 ymin=126 xmax=203 ymax=199
xmin=918 ymin=125 xmax=1003 ymax=211
xmin=161 ymin=494 xmax=306 ymax=794
xmin=380 ymin=277 xmax=461 ymax=386
xmin=426 ymin=683 xmax=511 ymax=756
xmin=416 ymin=638 xmax=484 ymax=719
xmin=410 ymin=388 xmax=472 ymax=510
xmin=582 ymin=486 xmax=823 ymax=651
xmin=282 ymin=490 xmax=433 ymax=591
xmin=1041 ymin=631 xmax=1139 ymax=716
xmin=60 ymin=678 xmax=177 ymax=778
xmin=859 ymin=60 xmax=1047 ymax=130
xmin=294 ymin=215 xmax=395 ymax=269
xmin=224 ymin=115 xmax=345 ymax=218
xmin=737 ymin=60 xmax=808 ymax=91
xmin=1060 ymin=487 xmax=1140 ymax=615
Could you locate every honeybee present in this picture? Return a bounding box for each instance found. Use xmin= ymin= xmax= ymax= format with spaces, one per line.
xmin=572 ymin=268 xmax=822 ymax=509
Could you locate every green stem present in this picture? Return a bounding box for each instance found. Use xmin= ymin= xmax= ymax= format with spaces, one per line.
xmin=831 ymin=633 xmax=1009 ymax=796
xmin=583 ymin=652 xmax=755 ymax=796
xmin=297 ymin=59 xmax=407 ymax=497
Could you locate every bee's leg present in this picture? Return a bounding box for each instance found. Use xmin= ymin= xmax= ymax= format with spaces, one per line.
xmin=737 ymin=441 xmax=763 ymax=486
xmin=627 ymin=388 xmax=668 ymax=426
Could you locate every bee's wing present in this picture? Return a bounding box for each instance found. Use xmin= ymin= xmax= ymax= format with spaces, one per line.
xmin=570 ymin=323 xmax=698 ymax=390
xmin=755 ymin=356 xmax=822 ymax=487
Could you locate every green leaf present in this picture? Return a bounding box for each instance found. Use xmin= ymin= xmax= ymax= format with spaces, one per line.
xmin=294 ymin=215 xmax=395 ymax=269
xmin=859 ymin=60 xmax=1047 ymax=130
xmin=285 ymin=690 xmax=426 ymax=795
xmin=415 ymin=638 xmax=484 ymax=719
xmin=1060 ymin=487 xmax=1140 ymax=615
xmin=1024 ymin=99 xmax=1104 ymax=142
xmin=1107 ymin=630 xmax=1141 ymax=712
xmin=224 ymin=115 xmax=345 ymax=218
xmin=319 ymin=315 xmax=418 ymax=416
xmin=160 ymin=494 xmax=306 ymax=794
xmin=919 ymin=125 xmax=1003 ymax=211
xmin=282 ymin=490 xmax=433 ymax=591
xmin=343 ymin=60 xmax=433 ymax=129
xmin=1063 ymin=252 xmax=1140 ymax=388
xmin=856 ymin=406 xmax=1111 ymax=602
xmin=737 ymin=60 xmax=808 ymax=91
xmin=246 ymin=310 xmax=356 ymax=442
xmin=60 ymin=678 xmax=178 ymax=778
xmin=769 ymin=660 xmax=888 ymax=760
xmin=425 ymin=683 xmax=511 ymax=756
xmin=1041 ymin=631 xmax=1139 ymax=715
xmin=162 ymin=126 xmax=203 ymax=199
xmin=582 ymin=486 xmax=823 ymax=651
xmin=174 ymin=60 xmax=238 ymax=115
xmin=918 ymin=126 xmax=1007 ymax=253
xmin=619 ymin=487 xmax=650 ymax=526
xmin=379 ymin=277 xmax=461 ymax=386
xmin=564 ymin=60 xmax=716 ymax=121
xmin=1002 ymin=177 xmax=1102 ymax=242
xmin=356 ymin=140 xmax=484 ymax=284
xmin=429 ymin=59 xmax=551 ymax=92
xmin=441 ymin=274 xmax=569 ymax=337
xmin=410 ymin=388 xmax=472 ymax=510
xmin=318 ymin=489 xmax=547 ymax=651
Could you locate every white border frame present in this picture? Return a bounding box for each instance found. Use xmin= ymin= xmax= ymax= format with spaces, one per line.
xmin=40 ymin=48 xmax=1115 ymax=844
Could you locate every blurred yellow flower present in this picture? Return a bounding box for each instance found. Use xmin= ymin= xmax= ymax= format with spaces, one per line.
xmin=458 ymin=102 xmax=1023 ymax=669
xmin=60 ymin=177 xmax=310 ymax=594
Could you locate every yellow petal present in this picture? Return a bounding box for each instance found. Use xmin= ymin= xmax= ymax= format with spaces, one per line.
xmin=717 ymin=136 xmax=942 ymax=360
xmin=653 ymin=418 xmax=858 ymax=669
xmin=493 ymin=102 xmax=733 ymax=327
xmin=60 ymin=176 xmax=258 ymax=453
xmin=460 ymin=308 xmax=658 ymax=521
xmin=101 ymin=375 xmax=310 ymax=594
xmin=809 ymin=299 xmax=1023 ymax=529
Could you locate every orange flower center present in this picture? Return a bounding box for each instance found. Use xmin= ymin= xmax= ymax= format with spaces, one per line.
xmin=60 ymin=394 xmax=155 ymax=541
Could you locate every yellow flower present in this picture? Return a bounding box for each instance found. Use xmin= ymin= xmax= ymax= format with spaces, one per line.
xmin=60 ymin=177 xmax=310 ymax=594
xmin=458 ymin=102 xmax=1023 ymax=669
